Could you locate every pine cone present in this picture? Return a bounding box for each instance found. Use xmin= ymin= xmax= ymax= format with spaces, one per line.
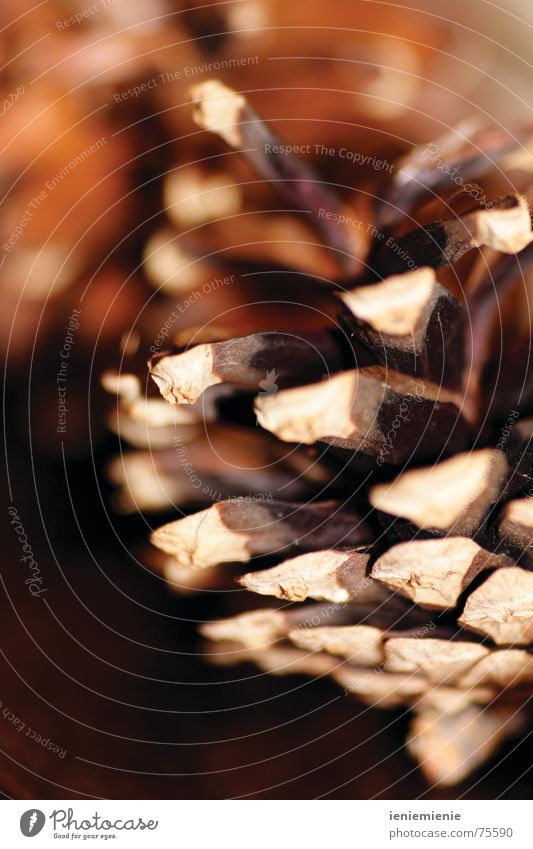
xmin=106 ymin=80 xmax=533 ymax=787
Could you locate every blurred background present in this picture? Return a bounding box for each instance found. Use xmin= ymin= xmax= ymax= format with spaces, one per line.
xmin=2 ymin=0 xmax=533 ymax=798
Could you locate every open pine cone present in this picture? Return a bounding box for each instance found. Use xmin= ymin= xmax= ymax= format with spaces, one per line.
xmin=106 ymin=80 xmax=533 ymax=787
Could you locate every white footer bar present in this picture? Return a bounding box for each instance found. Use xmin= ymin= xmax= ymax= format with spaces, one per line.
xmin=2 ymin=799 xmax=530 ymax=848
